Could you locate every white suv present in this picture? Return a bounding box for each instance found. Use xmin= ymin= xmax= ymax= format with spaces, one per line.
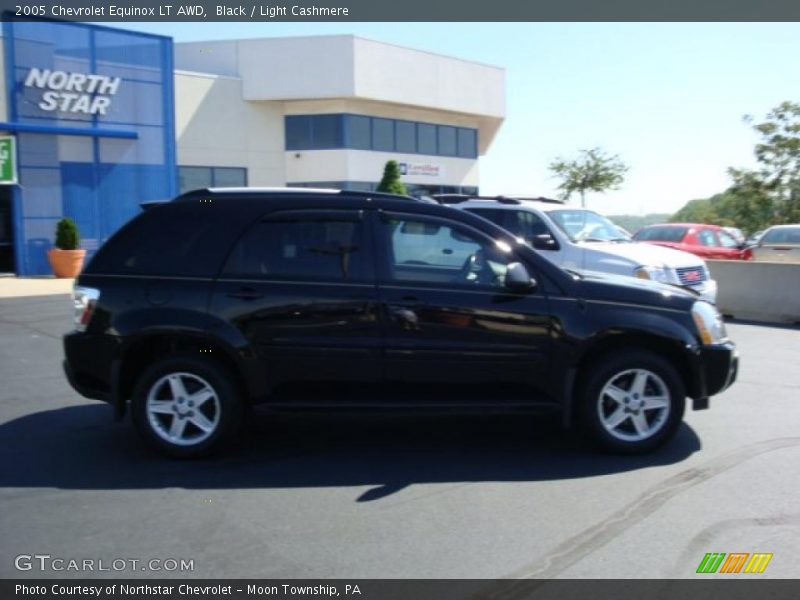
xmin=442 ymin=195 xmax=717 ymax=303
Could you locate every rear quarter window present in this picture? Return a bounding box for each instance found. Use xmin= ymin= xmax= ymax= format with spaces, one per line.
xmin=85 ymin=203 xmax=237 ymax=277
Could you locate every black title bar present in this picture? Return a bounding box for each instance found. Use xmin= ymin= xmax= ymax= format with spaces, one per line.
xmin=2 ymin=0 xmax=800 ymax=22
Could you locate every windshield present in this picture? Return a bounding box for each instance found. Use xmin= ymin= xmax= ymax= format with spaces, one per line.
xmin=548 ymin=210 xmax=631 ymax=242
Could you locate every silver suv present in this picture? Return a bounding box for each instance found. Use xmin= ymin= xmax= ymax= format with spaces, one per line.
xmin=440 ymin=195 xmax=717 ymax=302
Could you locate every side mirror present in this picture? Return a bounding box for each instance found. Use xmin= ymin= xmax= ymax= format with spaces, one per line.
xmin=531 ymin=233 xmax=558 ymax=250
xmin=505 ymin=262 xmax=535 ymax=291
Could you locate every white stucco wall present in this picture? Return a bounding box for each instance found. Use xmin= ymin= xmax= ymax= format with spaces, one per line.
xmin=174 ymin=70 xmax=285 ymax=186
xmin=173 ymin=34 xmax=506 ymax=189
xmin=175 ymin=35 xmax=505 ymax=155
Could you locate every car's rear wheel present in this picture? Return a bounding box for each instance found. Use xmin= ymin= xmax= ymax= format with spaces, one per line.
xmin=131 ymin=356 xmax=243 ymax=458
xmin=579 ymin=350 xmax=686 ymax=453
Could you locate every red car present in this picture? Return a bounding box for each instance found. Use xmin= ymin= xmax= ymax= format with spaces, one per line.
xmin=633 ymin=223 xmax=752 ymax=260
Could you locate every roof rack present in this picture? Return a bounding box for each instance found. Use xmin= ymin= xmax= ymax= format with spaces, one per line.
xmin=174 ymin=187 xmax=424 ymax=202
xmin=432 ymin=194 xmax=563 ymax=205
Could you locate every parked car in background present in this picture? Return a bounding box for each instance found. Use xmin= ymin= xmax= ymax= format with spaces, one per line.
xmin=750 ymin=224 xmax=800 ymax=263
xmin=63 ymin=187 xmax=738 ymax=457
xmin=438 ymin=195 xmax=718 ymax=303
xmin=633 ymin=223 xmax=751 ymax=261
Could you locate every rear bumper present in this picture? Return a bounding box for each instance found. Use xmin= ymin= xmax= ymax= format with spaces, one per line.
xmin=692 ymin=341 xmax=738 ymax=410
xmin=63 ymin=331 xmax=114 ymax=403
xmin=63 ymin=359 xmax=109 ymax=402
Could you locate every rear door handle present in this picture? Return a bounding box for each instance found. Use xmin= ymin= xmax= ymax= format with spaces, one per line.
xmin=226 ymin=287 xmax=264 ymax=300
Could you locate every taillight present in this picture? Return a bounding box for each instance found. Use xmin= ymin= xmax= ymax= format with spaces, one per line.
xmin=73 ymin=286 xmax=100 ymax=332
xmin=742 ymin=248 xmax=753 ymax=260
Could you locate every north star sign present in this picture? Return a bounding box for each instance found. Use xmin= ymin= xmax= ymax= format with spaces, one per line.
xmin=24 ymin=68 xmax=121 ymax=116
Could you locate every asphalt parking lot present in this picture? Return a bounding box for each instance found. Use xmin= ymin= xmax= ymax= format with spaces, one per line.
xmin=0 ymin=282 xmax=799 ymax=579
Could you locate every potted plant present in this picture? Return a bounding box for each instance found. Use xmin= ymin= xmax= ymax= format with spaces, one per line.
xmin=47 ymin=218 xmax=86 ymax=278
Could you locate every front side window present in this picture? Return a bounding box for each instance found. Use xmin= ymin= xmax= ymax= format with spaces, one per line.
xmin=224 ymin=215 xmax=371 ymax=282
xmin=380 ymin=216 xmax=513 ymax=288
xmin=717 ymin=230 xmax=740 ymax=248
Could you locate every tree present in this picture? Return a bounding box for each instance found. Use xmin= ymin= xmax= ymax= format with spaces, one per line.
xmin=730 ymin=101 xmax=800 ymax=226
xmin=376 ymin=160 xmax=408 ymax=195
xmin=549 ymin=147 xmax=629 ymax=208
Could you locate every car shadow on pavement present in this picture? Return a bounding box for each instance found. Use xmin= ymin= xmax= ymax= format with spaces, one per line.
xmin=0 ymin=403 xmax=701 ymax=502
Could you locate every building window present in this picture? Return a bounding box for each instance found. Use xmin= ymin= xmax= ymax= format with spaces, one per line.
xmin=344 ymin=115 xmax=371 ymax=150
xmin=372 ymin=118 xmax=394 ymax=152
xmin=457 ymin=128 xmax=477 ymax=158
xmin=178 ymin=166 xmax=247 ymax=194
xmin=312 ymin=114 xmax=343 ymax=148
xmin=285 ymin=114 xmax=478 ymax=158
xmin=285 ymin=116 xmax=312 ymax=150
xmin=438 ymin=126 xmax=457 ymax=157
xmin=417 ymin=123 xmax=437 ymax=155
xmin=396 ymin=120 xmax=416 ymax=154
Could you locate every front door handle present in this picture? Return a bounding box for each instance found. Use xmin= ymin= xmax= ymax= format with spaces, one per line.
xmin=226 ymin=287 xmax=264 ymax=300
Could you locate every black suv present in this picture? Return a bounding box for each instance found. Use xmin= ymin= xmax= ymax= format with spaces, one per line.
xmin=63 ymin=188 xmax=738 ymax=457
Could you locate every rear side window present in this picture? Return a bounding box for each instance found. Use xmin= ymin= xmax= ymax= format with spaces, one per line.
xmin=223 ymin=214 xmax=372 ymax=282
xmin=633 ymin=226 xmax=688 ymax=243
xmin=696 ymin=230 xmax=716 ymax=247
xmin=86 ymin=204 xmax=225 ymax=277
xmin=468 ymin=209 xmax=549 ymax=240
xmin=761 ymin=227 xmax=800 ymax=244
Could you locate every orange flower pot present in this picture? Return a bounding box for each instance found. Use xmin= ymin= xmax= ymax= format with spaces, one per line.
xmin=47 ymin=249 xmax=86 ymax=278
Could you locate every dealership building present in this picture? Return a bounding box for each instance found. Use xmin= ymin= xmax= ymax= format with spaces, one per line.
xmin=0 ymin=20 xmax=505 ymax=275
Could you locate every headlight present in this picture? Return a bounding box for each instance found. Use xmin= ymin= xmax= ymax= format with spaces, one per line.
xmin=691 ymin=300 xmax=727 ymax=345
xmin=634 ymin=265 xmax=674 ymax=284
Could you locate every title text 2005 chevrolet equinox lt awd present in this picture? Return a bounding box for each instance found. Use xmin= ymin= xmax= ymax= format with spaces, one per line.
xmin=63 ymin=188 xmax=738 ymax=457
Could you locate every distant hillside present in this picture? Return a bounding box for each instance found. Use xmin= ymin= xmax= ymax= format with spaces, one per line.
xmin=606 ymin=213 xmax=671 ymax=233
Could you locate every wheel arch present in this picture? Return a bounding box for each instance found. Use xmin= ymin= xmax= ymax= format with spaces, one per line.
xmin=563 ymin=330 xmax=700 ymax=427
xmin=114 ymin=332 xmax=254 ymax=419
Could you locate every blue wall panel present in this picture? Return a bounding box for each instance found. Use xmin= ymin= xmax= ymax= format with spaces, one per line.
xmin=3 ymin=20 xmax=177 ymax=275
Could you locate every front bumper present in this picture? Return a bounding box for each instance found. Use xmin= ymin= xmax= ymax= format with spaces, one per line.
xmin=692 ymin=341 xmax=738 ymax=409
xmin=688 ymin=279 xmax=718 ymax=304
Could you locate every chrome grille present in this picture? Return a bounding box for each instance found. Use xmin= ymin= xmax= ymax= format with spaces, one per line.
xmin=675 ymin=265 xmax=707 ymax=286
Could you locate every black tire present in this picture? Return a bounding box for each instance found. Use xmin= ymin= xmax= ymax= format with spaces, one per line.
xmin=578 ymin=350 xmax=686 ymax=454
xmin=131 ymin=355 xmax=244 ymax=458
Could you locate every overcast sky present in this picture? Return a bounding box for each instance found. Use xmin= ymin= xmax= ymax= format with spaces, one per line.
xmin=116 ymin=22 xmax=800 ymax=215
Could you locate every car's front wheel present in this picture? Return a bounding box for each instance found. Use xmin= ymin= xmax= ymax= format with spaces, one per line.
xmin=579 ymin=350 xmax=686 ymax=453
xmin=131 ymin=356 xmax=243 ymax=458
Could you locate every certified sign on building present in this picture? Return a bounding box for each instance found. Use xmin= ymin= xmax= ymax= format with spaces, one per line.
xmin=0 ymin=137 xmax=17 ymax=185
xmin=399 ymin=162 xmax=443 ymax=178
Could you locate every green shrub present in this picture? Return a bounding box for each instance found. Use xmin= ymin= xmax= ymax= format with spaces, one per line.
xmin=376 ymin=160 xmax=408 ymax=195
xmin=54 ymin=218 xmax=80 ymax=250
